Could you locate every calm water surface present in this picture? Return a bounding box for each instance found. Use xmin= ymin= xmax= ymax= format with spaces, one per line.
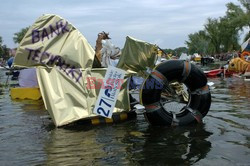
xmin=0 ymin=66 xmax=249 ymax=165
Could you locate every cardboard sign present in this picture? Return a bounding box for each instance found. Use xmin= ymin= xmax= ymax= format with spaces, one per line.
xmin=93 ymin=66 xmax=126 ymax=118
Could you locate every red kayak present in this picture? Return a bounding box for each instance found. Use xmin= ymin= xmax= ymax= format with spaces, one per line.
xmin=204 ymin=68 xmax=233 ymax=77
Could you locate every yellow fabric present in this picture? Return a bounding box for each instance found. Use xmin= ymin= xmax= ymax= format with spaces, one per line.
xmin=36 ymin=67 xmax=130 ymax=126
xmin=117 ymin=36 xmax=158 ymax=76
xmin=13 ymin=14 xmax=130 ymax=127
xmin=14 ymin=14 xmax=94 ymax=69
xmin=10 ymin=87 xmax=41 ymax=100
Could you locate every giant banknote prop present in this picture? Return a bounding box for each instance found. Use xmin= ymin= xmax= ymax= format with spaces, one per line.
xmin=14 ymin=14 xmax=158 ymax=127
xmin=13 ymin=14 xmax=132 ymax=127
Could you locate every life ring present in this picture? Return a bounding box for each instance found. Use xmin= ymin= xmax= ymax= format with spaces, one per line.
xmin=140 ymin=60 xmax=211 ymax=126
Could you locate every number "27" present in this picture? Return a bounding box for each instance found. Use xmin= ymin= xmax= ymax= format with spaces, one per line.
xmin=97 ymin=98 xmax=111 ymax=117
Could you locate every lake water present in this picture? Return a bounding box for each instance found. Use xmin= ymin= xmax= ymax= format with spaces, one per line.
xmin=0 ymin=66 xmax=249 ymax=165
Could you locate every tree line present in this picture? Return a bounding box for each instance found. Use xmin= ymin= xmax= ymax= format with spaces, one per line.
xmin=1 ymin=0 xmax=249 ymax=60
xmin=0 ymin=36 xmax=9 ymax=60
xmin=185 ymin=0 xmax=250 ymax=55
xmin=0 ymin=27 xmax=29 ymax=60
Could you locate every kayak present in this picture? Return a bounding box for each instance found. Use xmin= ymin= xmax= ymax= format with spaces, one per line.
xmin=204 ymin=68 xmax=233 ymax=77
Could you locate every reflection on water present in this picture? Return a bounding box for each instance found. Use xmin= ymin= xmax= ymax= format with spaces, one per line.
xmin=44 ymin=118 xmax=212 ymax=165
xmin=201 ymin=76 xmax=250 ymax=165
xmin=0 ymin=67 xmax=250 ymax=165
xmin=123 ymin=124 xmax=212 ymax=165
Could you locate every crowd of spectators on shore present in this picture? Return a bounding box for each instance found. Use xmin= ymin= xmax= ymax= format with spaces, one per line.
xmin=212 ymin=51 xmax=239 ymax=61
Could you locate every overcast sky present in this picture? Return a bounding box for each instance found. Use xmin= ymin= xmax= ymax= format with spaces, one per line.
xmin=0 ymin=0 xmax=242 ymax=49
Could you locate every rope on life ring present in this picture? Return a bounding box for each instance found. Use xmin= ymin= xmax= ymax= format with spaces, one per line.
xmin=140 ymin=60 xmax=211 ymax=126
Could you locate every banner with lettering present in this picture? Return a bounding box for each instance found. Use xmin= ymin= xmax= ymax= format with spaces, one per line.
xmin=37 ymin=67 xmax=130 ymax=127
xmin=13 ymin=14 xmax=130 ymax=127
xmin=14 ymin=14 xmax=95 ymax=69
